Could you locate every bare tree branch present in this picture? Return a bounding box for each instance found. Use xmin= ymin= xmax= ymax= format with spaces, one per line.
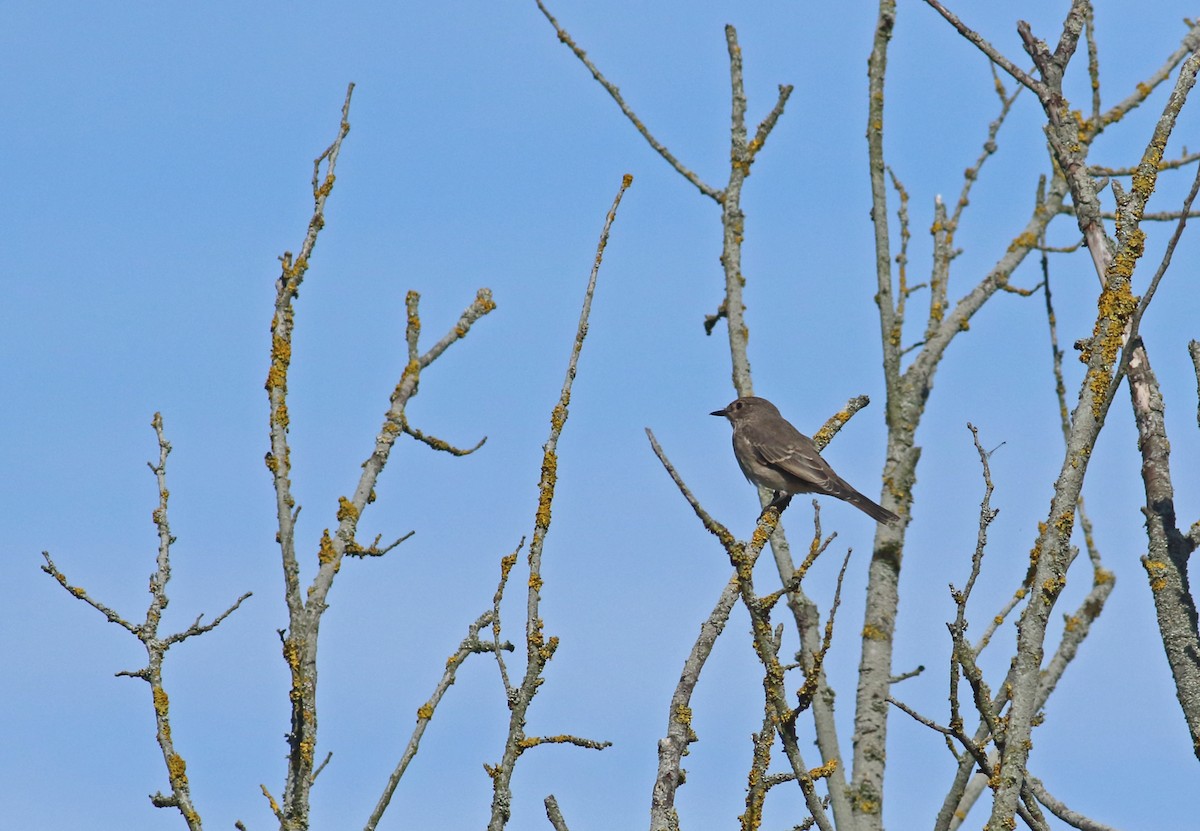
xmin=265 ymin=83 xmax=501 ymax=828
xmin=544 ymin=795 xmax=571 ymax=831
xmin=1191 ymin=340 xmax=1200 ymax=431
xmin=984 ymin=20 xmax=1199 ymax=827
xmin=649 ymin=401 xmax=869 ymax=831
xmin=1093 ymin=20 xmax=1200 ymax=133
xmin=920 ymin=0 xmax=1040 ymax=92
xmin=397 ymin=413 xmax=487 ymax=456
xmin=263 ymin=85 xmax=357 ymax=829
xmin=365 ymin=612 xmax=513 ymax=831
xmin=1026 ymin=776 xmax=1121 ymax=831
xmin=42 ymin=413 xmax=252 ymax=830
xmin=1090 ymin=150 xmax=1200 ymax=177
xmin=1127 ymin=343 xmax=1200 ymax=760
xmin=533 ymin=0 xmax=719 ymax=200
xmin=486 ymin=175 xmax=631 ymax=831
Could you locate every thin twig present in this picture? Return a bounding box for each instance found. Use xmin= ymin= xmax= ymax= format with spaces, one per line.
xmin=1027 ymin=776 xmax=1121 ymax=831
xmin=1094 ymin=20 xmax=1200 ymax=132
xmin=364 ymin=612 xmax=512 ymax=831
xmin=533 ymin=0 xmax=719 ymax=201
xmin=920 ymin=0 xmax=1040 ymax=92
xmin=43 ymin=414 xmax=253 ymax=830
xmin=1089 ymin=150 xmax=1200 ymax=177
xmin=486 ymin=176 xmax=631 ymax=831
xmin=398 ymin=414 xmax=487 ymax=456
xmin=1115 ymin=159 xmax=1200 ymax=389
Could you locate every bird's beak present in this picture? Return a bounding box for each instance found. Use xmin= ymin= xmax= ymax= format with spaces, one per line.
xmin=710 ymin=407 xmax=727 ymax=417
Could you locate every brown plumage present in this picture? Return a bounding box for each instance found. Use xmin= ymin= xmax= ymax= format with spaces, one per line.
xmin=711 ymin=396 xmax=899 ymax=525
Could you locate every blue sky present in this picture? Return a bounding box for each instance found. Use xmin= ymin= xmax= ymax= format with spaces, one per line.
xmin=4 ymin=2 xmax=1198 ymax=829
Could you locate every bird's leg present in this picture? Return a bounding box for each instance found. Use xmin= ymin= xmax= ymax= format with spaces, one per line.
xmin=764 ymin=491 xmax=793 ymax=512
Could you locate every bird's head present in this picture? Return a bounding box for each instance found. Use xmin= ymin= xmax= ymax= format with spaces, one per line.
xmin=710 ymin=396 xmax=780 ymax=423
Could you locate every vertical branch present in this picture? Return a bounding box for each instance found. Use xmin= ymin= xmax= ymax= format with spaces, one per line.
xmin=41 ymin=414 xmax=251 ymax=830
xmin=1191 ymin=340 xmax=1200 ymax=429
xmin=721 ymin=24 xmax=754 ymax=397
xmin=139 ymin=413 xmax=202 ymax=830
xmin=266 ymin=83 xmax=355 ymax=624
xmin=730 ymin=512 xmax=836 ymax=831
xmin=719 ymin=25 xmax=792 ymax=397
xmin=486 ymin=176 xmax=631 ymax=831
xmin=854 ymin=3 xmax=907 ymax=826
xmin=1127 ymin=343 xmax=1200 ymax=759
xmin=265 ymin=84 xmax=354 ymax=830
xmin=1084 ymin=4 xmax=1101 ymax=124
xmin=742 ymin=659 xmax=780 ymax=831
xmin=924 ymin=195 xmax=951 ymax=343
xmin=869 ymin=0 xmax=900 ymax=388
xmin=860 ymin=1 xmax=1073 ymax=825
xmin=266 ymin=83 xmax=497 ymax=829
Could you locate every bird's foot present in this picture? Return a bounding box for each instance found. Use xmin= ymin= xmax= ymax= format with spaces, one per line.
xmin=763 ymin=491 xmax=792 ymax=513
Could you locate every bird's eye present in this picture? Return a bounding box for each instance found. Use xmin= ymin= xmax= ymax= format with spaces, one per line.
xmin=734 ymin=402 xmax=742 ymax=410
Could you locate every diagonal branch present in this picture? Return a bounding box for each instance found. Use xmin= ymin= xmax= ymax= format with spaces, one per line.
xmin=486 ymin=175 xmax=631 ymax=831
xmin=163 ymin=592 xmax=252 ymax=647
xmin=920 ymin=0 xmax=1040 ymax=92
xmin=648 ymin=399 xmax=870 ymax=831
xmin=41 ymin=552 xmax=140 ymax=636
xmin=533 ymin=0 xmax=719 ymax=200
xmin=364 ymin=612 xmax=513 ymax=831
xmin=1095 ymin=20 xmax=1200 ymax=132
xmin=398 ymin=414 xmax=487 ymax=456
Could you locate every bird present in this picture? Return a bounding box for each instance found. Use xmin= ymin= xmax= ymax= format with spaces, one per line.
xmin=711 ymin=396 xmax=899 ymax=525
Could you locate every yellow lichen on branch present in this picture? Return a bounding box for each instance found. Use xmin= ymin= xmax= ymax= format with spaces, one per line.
xmin=535 ymin=450 xmax=557 ymax=530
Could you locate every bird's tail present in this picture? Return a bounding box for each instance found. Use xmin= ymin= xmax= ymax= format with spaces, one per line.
xmin=840 ymin=485 xmax=900 ymax=526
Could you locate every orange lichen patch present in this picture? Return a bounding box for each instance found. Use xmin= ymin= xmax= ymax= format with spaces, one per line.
xmin=166 ymin=753 xmax=188 ymax=786
xmin=1008 ymin=230 xmax=1038 ymax=252
xmin=273 ymin=400 xmax=291 ymax=432
xmin=536 ymin=450 xmax=557 ymax=530
xmin=283 ymin=638 xmax=301 ymax=672
xmin=862 ymin=624 xmax=888 ymax=641
xmin=499 ymin=552 xmax=518 ymax=585
xmin=476 ymin=289 xmax=497 ymax=313
xmin=266 ymin=335 xmax=291 ymax=390
xmin=1041 ymin=574 xmax=1067 ymax=598
xmin=336 ymin=496 xmax=359 ymax=523
xmin=809 ymin=759 xmax=839 ymax=780
xmin=318 ymin=530 xmax=336 ymax=565
xmin=854 ymin=792 xmax=880 ymax=815
xmin=812 ymin=407 xmax=854 ymax=448
xmin=1144 ymin=558 xmax=1168 ymax=592
xmin=1053 ymin=509 xmax=1076 ymax=540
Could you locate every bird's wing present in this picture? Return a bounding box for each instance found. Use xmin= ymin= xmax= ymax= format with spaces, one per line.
xmin=746 ymin=423 xmax=844 ymax=493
